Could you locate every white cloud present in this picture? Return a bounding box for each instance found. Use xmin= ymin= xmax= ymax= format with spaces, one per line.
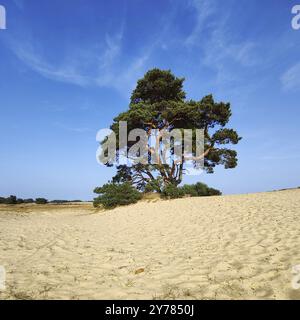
xmin=185 ymin=0 xmax=216 ymax=46
xmin=100 ymin=33 xmax=123 ymax=69
xmin=7 ymin=26 xmax=152 ymax=97
xmin=281 ymin=62 xmax=300 ymax=91
xmin=7 ymin=23 xmax=124 ymax=86
xmin=185 ymin=0 xmax=259 ymax=87
xmin=7 ymin=0 xmax=259 ymax=97
xmin=203 ymin=28 xmax=258 ymax=84
xmin=53 ymin=122 xmax=92 ymax=133
xmin=10 ymin=40 xmax=94 ymax=86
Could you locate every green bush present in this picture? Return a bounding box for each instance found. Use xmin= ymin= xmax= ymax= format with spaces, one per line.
xmin=194 ymin=182 xmax=210 ymax=196
xmin=181 ymin=183 xmax=222 ymax=197
xmin=0 ymin=196 xmax=32 ymax=205
xmin=181 ymin=184 xmax=198 ymax=197
xmin=93 ymin=182 xmax=142 ymax=209
xmin=207 ymin=187 xmax=222 ymax=196
xmin=4 ymin=195 xmax=17 ymax=205
xmin=51 ymin=200 xmax=69 ymax=204
xmin=35 ymin=198 xmax=48 ymax=204
xmin=23 ymin=198 xmax=34 ymax=203
xmin=144 ymin=178 xmax=163 ymax=193
xmin=161 ymin=184 xmax=185 ymax=199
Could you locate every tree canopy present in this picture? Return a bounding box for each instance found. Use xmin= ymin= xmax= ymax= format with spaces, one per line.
xmin=100 ymin=68 xmax=241 ymax=192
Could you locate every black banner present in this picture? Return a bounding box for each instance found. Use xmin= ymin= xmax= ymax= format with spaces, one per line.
xmin=0 ymin=300 xmax=296 ymax=318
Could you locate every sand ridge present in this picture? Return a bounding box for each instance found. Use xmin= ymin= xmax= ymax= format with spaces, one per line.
xmin=0 ymin=189 xmax=300 ymax=299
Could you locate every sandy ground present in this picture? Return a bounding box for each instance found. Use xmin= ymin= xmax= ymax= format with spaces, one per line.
xmin=0 ymin=189 xmax=300 ymax=300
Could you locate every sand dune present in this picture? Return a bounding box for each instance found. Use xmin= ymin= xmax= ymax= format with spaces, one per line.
xmin=0 ymin=189 xmax=300 ymax=300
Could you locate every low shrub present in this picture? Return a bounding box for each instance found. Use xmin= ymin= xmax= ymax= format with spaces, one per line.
xmin=144 ymin=178 xmax=163 ymax=193
xmin=181 ymin=184 xmax=198 ymax=197
xmin=23 ymin=198 xmax=34 ymax=203
xmin=194 ymin=182 xmax=210 ymax=196
xmin=181 ymin=183 xmax=222 ymax=197
xmin=35 ymin=198 xmax=48 ymax=205
xmin=4 ymin=195 xmax=17 ymax=205
xmin=93 ymin=182 xmax=142 ymax=209
xmin=0 ymin=196 xmax=33 ymax=205
xmin=50 ymin=200 xmax=83 ymax=204
xmin=207 ymin=187 xmax=222 ymax=196
xmin=50 ymin=200 xmax=69 ymax=204
xmin=161 ymin=184 xmax=185 ymax=199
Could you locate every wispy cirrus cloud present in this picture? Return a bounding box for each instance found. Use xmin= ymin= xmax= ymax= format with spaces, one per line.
xmin=203 ymin=29 xmax=258 ymax=85
xmin=53 ymin=122 xmax=92 ymax=133
xmin=8 ymin=29 xmax=124 ymax=87
xmin=11 ymin=41 xmax=90 ymax=86
xmin=7 ymin=27 xmax=153 ymax=98
xmin=7 ymin=0 xmax=259 ymax=97
xmin=281 ymin=62 xmax=300 ymax=91
xmin=185 ymin=0 xmax=258 ymax=87
xmin=4 ymin=0 xmax=179 ymax=98
xmin=185 ymin=0 xmax=216 ymax=46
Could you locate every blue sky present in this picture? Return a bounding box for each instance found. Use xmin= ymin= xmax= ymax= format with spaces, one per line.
xmin=0 ymin=0 xmax=299 ymax=200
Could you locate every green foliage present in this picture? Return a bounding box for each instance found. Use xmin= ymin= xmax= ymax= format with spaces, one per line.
xmin=0 ymin=196 xmax=40 ymax=205
xmin=112 ymin=165 xmax=133 ymax=184
xmin=35 ymin=198 xmax=48 ymax=205
xmin=101 ymin=68 xmax=241 ymax=191
xmin=161 ymin=182 xmax=222 ymax=199
xmin=207 ymin=188 xmax=222 ymax=196
xmin=131 ymin=68 xmax=186 ymax=104
xmin=4 ymin=195 xmax=17 ymax=205
xmin=144 ymin=178 xmax=163 ymax=193
xmin=50 ymin=200 xmax=68 ymax=204
xmin=181 ymin=184 xmax=198 ymax=197
xmin=0 ymin=196 xmax=80 ymax=205
xmin=50 ymin=200 xmax=83 ymax=204
xmin=161 ymin=184 xmax=185 ymax=199
xmin=93 ymin=182 xmax=142 ymax=209
xmin=194 ymin=182 xmax=211 ymax=196
xmin=181 ymin=182 xmax=222 ymax=197
xmin=23 ymin=198 xmax=34 ymax=203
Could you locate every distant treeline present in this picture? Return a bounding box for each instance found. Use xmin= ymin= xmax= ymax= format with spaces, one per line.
xmin=0 ymin=195 xmax=83 ymax=205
